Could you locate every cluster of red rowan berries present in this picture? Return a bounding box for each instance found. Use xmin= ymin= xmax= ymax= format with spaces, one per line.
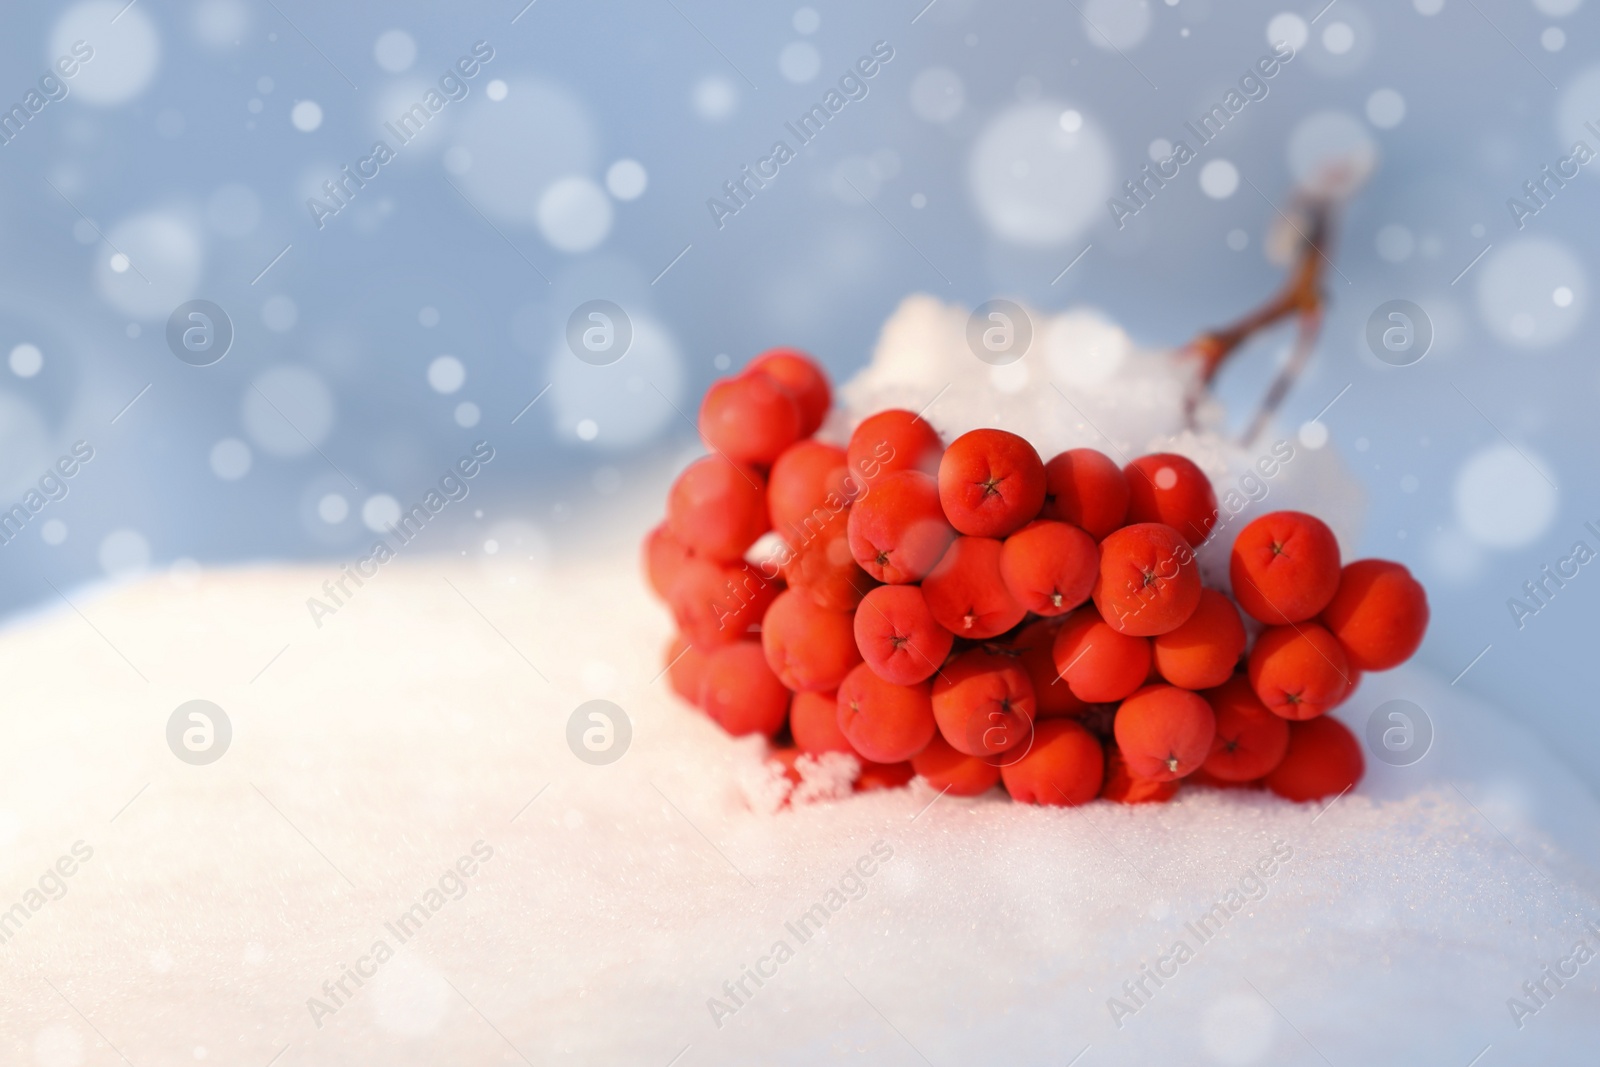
xmin=645 ymin=349 xmax=1429 ymax=806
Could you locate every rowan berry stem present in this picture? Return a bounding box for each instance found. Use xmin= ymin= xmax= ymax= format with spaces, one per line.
xmin=1181 ymin=195 xmax=1340 ymax=442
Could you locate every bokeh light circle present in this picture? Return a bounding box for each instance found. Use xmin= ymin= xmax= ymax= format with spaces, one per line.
xmin=1454 ymin=444 xmax=1558 ymax=549
xmin=93 ymin=213 xmax=203 ymax=320
xmin=241 ymin=366 xmax=336 ymax=458
xmin=537 ymin=177 xmax=613 ymax=253
xmin=1475 ymin=237 xmax=1586 ymax=348
xmin=968 ymin=102 xmax=1114 ymax=247
xmin=51 ymin=2 xmax=161 ymax=106
xmin=548 ymin=312 xmax=683 ymax=449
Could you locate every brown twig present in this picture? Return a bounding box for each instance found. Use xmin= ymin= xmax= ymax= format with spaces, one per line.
xmin=1242 ymin=304 xmax=1322 ymax=446
xmin=1180 ymin=195 xmax=1340 ymax=442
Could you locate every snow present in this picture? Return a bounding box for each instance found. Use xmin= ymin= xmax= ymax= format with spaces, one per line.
xmin=2 ymin=296 xmax=1598 ymax=1064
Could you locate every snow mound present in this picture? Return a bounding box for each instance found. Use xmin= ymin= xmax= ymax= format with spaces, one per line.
xmin=0 ymin=556 xmax=1596 ymax=1065
xmin=3 ymin=297 xmax=1596 ymax=1065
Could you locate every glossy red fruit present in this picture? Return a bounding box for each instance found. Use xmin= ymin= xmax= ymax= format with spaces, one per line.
xmin=911 ymin=732 xmax=1002 ymax=796
xmin=1341 ymin=667 xmax=1364 ymax=707
xmin=665 ymin=634 xmax=711 ymax=707
xmin=667 ymin=557 xmax=778 ymax=651
xmin=1266 ymin=716 xmax=1364 ymax=802
xmin=1000 ymin=719 xmax=1104 ymax=806
xmin=767 ymin=746 xmax=804 ymax=788
xmin=836 ymin=663 xmax=937 ymax=763
xmin=931 ymin=647 xmax=1036 ymax=757
xmin=1229 ymin=511 xmax=1343 ymax=624
xmin=1186 ymin=766 xmax=1267 ymax=791
xmin=643 ymin=522 xmax=693 ymax=600
xmin=1319 ymin=559 xmax=1430 ymax=671
xmin=1092 ymin=522 xmax=1203 ymax=636
xmin=1052 ymin=608 xmax=1151 ymax=704
xmin=855 ymin=760 xmax=916 ymax=791
xmin=761 ymin=589 xmax=862 ymax=692
xmin=1248 ymin=623 xmax=1352 ymax=720
xmin=921 ymin=536 xmax=1028 ymax=640
xmin=667 ymin=456 xmax=770 ymax=561
xmin=768 ymin=440 xmax=854 ymax=541
xmin=780 ymin=510 xmax=874 ymax=612
xmin=846 ymin=470 xmax=956 ymax=584
xmin=1013 ymin=618 xmax=1086 ymax=718
xmin=937 ymin=428 xmax=1047 ymax=538
xmin=846 ymin=409 xmax=943 ymax=488
xmin=1042 ymin=448 xmax=1130 ymax=540
xmin=1124 ymin=453 xmax=1218 ymax=547
xmin=999 ymin=519 xmax=1098 ymax=616
xmin=853 ymin=584 xmax=955 ymax=686
xmin=790 ymin=689 xmax=854 ymax=755
xmin=1113 ymin=684 xmax=1216 ymax=781
xmin=1151 ymin=588 xmax=1247 ymax=690
xmin=1101 ymin=744 xmax=1181 ymax=804
xmin=698 ymin=372 xmax=803 ymax=466
xmin=700 ymin=642 xmax=790 ymax=737
xmin=1202 ymin=674 xmax=1291 ymax=781
xmin=749 ymin=347 xmax=830 ymax=437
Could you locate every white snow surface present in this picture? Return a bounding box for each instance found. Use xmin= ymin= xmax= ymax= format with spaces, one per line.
xmin=2 ymin=296 xmax=1598 ymax=1065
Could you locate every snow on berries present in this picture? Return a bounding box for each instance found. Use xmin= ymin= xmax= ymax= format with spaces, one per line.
xmin=644 ymin=348 xmax=1429 ymax=806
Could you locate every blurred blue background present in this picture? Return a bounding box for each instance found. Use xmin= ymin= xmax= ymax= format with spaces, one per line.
xmin=1 ymin=0 xmax=1597 ymax=788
